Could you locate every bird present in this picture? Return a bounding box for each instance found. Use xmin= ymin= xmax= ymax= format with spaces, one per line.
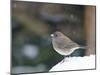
xmin=51 ymin=31 xmax=85 ymax=57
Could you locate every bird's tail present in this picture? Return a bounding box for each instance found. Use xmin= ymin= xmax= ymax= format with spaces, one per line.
xmin=79 ymin=46 xmax=86 ymax=49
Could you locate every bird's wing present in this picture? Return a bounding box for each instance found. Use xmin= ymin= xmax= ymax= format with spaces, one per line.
xmin=56 ymin=38 xmax=79 ymax=50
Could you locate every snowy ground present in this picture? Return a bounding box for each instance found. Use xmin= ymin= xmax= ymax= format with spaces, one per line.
xmin=19 ymin=55 xmax=95 ymax=75
xmin=50 ymin=55 xmax=95 ymax=71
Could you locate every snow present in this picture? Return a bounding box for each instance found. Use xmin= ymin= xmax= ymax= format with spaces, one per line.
xmin=50 ymin=55 xmax=95 ymax=71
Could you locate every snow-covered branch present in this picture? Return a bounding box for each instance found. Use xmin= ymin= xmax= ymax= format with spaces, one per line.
xmin=50 ymin=55 xmax=95 ymax=71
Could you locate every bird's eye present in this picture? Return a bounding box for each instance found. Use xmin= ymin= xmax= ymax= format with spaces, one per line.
xmin=54 ymin=34 xmax=58 ymax=37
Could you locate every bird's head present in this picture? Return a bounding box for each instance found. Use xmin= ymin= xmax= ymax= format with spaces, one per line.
xmin=51 ymin=31 xmax=66 ymax=39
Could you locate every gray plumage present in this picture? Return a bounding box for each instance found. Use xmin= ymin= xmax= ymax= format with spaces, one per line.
xmin=51 ymin=31 xmax=84 ymax=56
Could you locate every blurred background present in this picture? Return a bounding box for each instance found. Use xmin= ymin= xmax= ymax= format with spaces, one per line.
xmin=11 ymin=0 xmax=96 ymax=74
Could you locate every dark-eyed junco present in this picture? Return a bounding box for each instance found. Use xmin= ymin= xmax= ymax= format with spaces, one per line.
xmin=51 ymin=31 xmax=85 ymax=56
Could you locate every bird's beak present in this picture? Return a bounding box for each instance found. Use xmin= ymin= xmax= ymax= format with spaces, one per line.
xmin=51 ymin=34 xmax=54 ymax=37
